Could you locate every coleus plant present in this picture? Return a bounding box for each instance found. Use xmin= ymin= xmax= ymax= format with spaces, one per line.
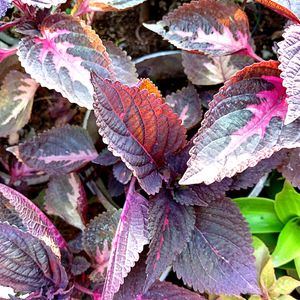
xmin=1 ymin=0 xmax=300 ymax=299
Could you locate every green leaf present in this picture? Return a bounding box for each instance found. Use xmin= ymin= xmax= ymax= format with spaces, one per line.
xmin=252 ymin=236 xmax=270 ymax=279
xmin=272 ymin=217 xmax=300 ymax=267
xmin=294 ymin=256 xmax=300 ymax=278
xmin=233 ymin=198 xmax=283 ymax=233
xmin=272 ymin=276 xmax=300 ymax=295
xmin=260 ymin=258 xmax=276 ymax=291
xmin=275 ymin=181 xmax=300 ymax=224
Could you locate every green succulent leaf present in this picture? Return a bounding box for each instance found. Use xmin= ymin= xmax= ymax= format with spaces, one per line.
xmin=275 ymin=181 xmax=300 ymax=224
xmin=233 ymin=198 xmax=283 ymax=233
xmin=272 ymin=217 xmax=300 ymax=267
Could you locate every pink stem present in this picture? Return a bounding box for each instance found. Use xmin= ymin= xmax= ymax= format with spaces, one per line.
xmin=0 ymin=48 xmax=17 ymax=63
xmin=74 ymin=283 xmax=101 ymax=299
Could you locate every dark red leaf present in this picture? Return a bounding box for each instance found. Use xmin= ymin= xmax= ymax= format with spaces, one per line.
xmin=92 ymin=76 xmax=187 ymax=194
xmin=256 ymin=0 xmax=300 ymax=23
xmin=144 ymin=190 xmax=195 ymax=291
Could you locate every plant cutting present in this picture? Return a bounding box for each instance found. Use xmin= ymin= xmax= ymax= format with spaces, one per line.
xmin=0 ymin=0 xmax=300 ymax=299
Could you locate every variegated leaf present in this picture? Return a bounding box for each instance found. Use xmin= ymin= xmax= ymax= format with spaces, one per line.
xmin=17 ymin=13 xmax=112 ymax=109
xmin=45 ymin=173 xmax=87 ymax=231
xmin=92 ymin=76 xmax=186 ymax=195
xmin=20 ymin=0 xmax=67 ymax=9
xmin=8 ymin=125 xmax=98 ymax=175
xmin=256 ymin=0 xmax=300 ymax=22
xmin=182 ymin=51 xmax=254 ymax=86
xmin=278 ymin=24 xmax=300 ymax=125
xmin=0 ymin=183 xmax=66 ymax=257
xmin=102 ymin=188 xmax=149 ymax=300
xmin=166 ymin=84 xmax=202 ymax=130
xmin=180 ymin=61 xmax=300 ymax=185
xmin=144 ymin=0 xmax=256 ymax=57
xmin=0 ymin=70 xmax=39 ymax=137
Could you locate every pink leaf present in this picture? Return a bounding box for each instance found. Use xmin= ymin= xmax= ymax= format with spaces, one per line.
xmin=278 ymin=24 xmax=300 ymax=124
xmin=17 ymin=13 xmax=112 ymax=109
xmin=102 ymin=182 xmax=149 ymax=300
xmin=144 ymin=0 xmax=257 ymax=58
xmin=92 ymin=76 xmax=186 ymax=195
xmin=45 ymin=172 xmax=88 ymax=231
xmin=180 ymin=61 xmax=300 ymax=185
xmin=89 ymin=0 xmax=147 ymax=12
xmin=8 ymin=125 xmax=98 ymax=175
xmin=0 ymin=183 xmax=66 ymax=257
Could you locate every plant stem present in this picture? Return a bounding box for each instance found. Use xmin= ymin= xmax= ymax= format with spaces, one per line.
xmin=74 ymin=282 xmax=101 ymax=298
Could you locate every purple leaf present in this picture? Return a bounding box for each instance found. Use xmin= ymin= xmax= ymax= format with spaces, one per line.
xmin=8 ymin=125 xmax=98 ymax=175
xmin=0 ymin=223 xmax=68 ymax=294
xmin=45 ymin=172 xmax=87 ymax=230
xmin=166 ymin=84 xmax=202 ymax=130
xmin=279 ymin=148 xmax=300 ymax=188
xmin=256 ymin=0 xmax=300 ymax=22
xmin=104 ymin=41 xmax=139 ymax=85
xmin=93 ymin=148 xmax=120 ymax=166
xmin=141 ymin=281 xmax=206 ymax=300
xmin=102 ymin=184 xmax=149 ymax=300
xmin=144 ymin=0 xmax=257 ymax=58
xmin=20 ymin=0 xmax=67 ymax=8
xmin=278 ymin=24 xmax=300 ymax=124
xmin=182 ymin=51 xmax=254 ymax=86
xmin=0 ymin=0 xmax=9 ymax=18
xmin=180 ymin=61 xmax=300 ymax=185
xmin=173 ymin=197 xmax=259 ymax=295
xmin=71 ymin=256 xmax=91 ymax=276
xmin=0 ymin=184 xmax=66 ymax=257
xmin=173 ymin=178 xmax=232 ymax=206
xmin=113 ymin=161 xmax=132 ymax=184
xmin=0 ymin=70 xmax=39 ymax=137
xmin=144 ymin=190 xmax=195 ymax=291
xmin=92 ymin=76 xmax=187 ymax=195
xmin=17 ymin=13 xmax=112 ymax=109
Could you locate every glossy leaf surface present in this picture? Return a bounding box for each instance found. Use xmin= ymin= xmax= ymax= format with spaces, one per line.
xmin=278 ymin=24 xmax=300 ymax=124
xmin=102 ymin=189 xmax=149 ymax=300
xmin=275 ymin=181 xmax=300 ymax=224
xmin=180 ymin=61 xmax=300 ymax=185
xmin=92 ymin=76 xmax=186 ymax=194
xmin=45 ymin=172 xmax=87 ymax=230
xmin=144 ymin=0 xmax=255 ymax=57
xmin=173 ymin=197 xmax=258 ymax=294
xmin=272 ymin=217 xmax=300 ymax=267
xmin=144 ymin=190 xmax=195 ymax=291
xmin=234 ymin=197 xmax=283 ymax=233
xmin=18 ymin=13 xmax=112 ymax=109
xmin=9 ymin=125 xmax=98 ymax=175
